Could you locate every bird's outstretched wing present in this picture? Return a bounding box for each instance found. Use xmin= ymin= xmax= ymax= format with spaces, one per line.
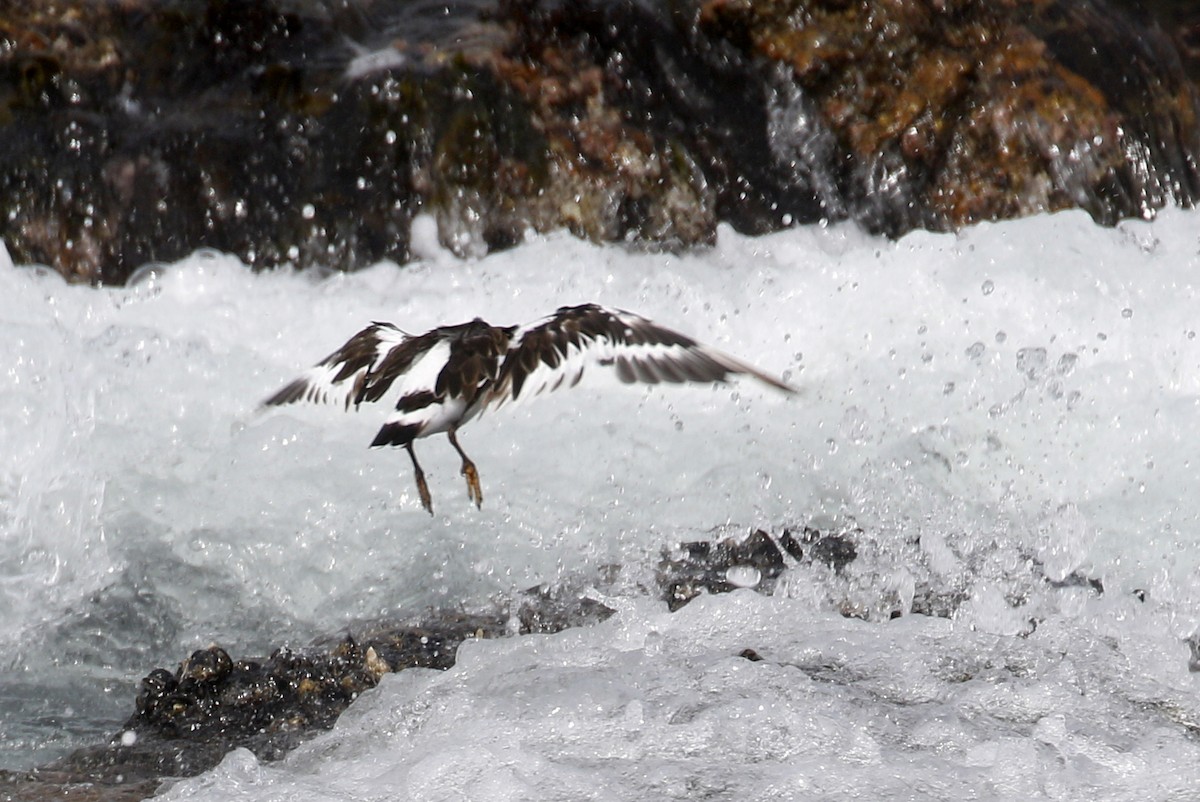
xmin=263 ymin=322 xmax=441 ymax=411
xmin=483 ymin=304 xmax=795 ymax=409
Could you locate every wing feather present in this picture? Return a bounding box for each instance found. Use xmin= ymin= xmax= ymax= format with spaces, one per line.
xmin=483 ymin=304 xmax=795 ymax=411
xmin=262 ymin=322 xmax=439 ymax=411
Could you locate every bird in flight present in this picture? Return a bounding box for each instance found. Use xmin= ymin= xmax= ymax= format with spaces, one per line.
xmin=263 ymin=304 xmax=795 ymax=513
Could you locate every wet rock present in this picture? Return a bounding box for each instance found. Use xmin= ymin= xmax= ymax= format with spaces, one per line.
xmin=656 ymin=524 xmax=879 ymax=611
xmin=0 ymin=770 xmax=159 ymax=802
xmin=1047 ymin=570 xmax=1104 ymax=594
xmin=1 ymin=613 xmax=500 ymax=797
xmin=1186 ymin=633 xmax=1200 ymax=673
xmin=0 ymin=586 xmax=619 ymax=799
xmin=780 ymin=525 xmax=858 ymax=572
xmin=699 ymin=0 xmax=1200 ymax=235
xmin=1 ymin=0 xmax=1199 ymax=283
xmin=659 ymin=528 xmax=789 ymax=611
xmin=515 ymin=580 xmax=617 ymax=634
xmin=777 ymin=527 xmax=806 ymax=560
xmin=809 ymin=532 xmax=858 ymax=573
xmin=0 ymin=515 xmax=1133 ymax=800
xmin=910 ymin=586 xmax=972 ymax=620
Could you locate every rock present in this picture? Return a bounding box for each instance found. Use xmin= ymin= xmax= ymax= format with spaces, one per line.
xmin=1187 ymin=633 xmax=1200 ymax=673
xmin=809 ymin=532 xmax=858 ymax=573
xmin=516 ymin=581 xmax=617 ymax=634
xmin=0 ymin=518 xmax=1128 ymax=797
xmin=2 ymin=0 xmax=1199 ymax=283
xmin=699 ymin=0 xmax=1200 ymax=235
xmin=0 ymin=588 xmax=618 ymax=799
xmin=659 ymin=528 xmax=789 ymax=611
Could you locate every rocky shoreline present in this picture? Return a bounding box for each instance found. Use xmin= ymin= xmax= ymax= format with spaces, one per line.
xmin=0 ymin=2 xmax=1191 ymax=797
xmin=3 ymin=0 xmax=1200 ymax=283
xmin=0 ymin=523 xmax=1116 ymax=801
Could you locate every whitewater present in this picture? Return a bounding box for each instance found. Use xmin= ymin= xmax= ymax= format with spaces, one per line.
xmin=2 ymin=209 xmax=1199 ymax=799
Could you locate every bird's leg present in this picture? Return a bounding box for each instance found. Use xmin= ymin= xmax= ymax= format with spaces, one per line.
xmin=447 ymin=430 xmax=483 ymax=509
xmin=405 ymin=443 xmax=433 ymax=515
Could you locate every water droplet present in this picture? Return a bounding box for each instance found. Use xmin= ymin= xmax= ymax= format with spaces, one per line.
xmin=965 ymin=342 xmax=986 ymax=360
xmin=942 ymin=381 xmax=956 ymax=395
xmin=981 ymin=279 xmax=995 ymax=295
xmin=725 ymin=565 xmax=762 ymax=589
xmin=1121 ymin=307 xmax=1133 ymax=319
xmin=995 ymin=330 xmax=1007 ymax=343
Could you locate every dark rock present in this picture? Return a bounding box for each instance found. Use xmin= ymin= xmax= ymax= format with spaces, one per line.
xmin=777 ymin=527 xmax=805 ymax=560
xmin=659 ymin=528 xmax=787 ymax=611
xmin=516 ymin=582 xmax=616 ymax=634
xmin=1047 ymin=571 xmax=1104 ymax=595
xmin=1187 ymin=633 xmax=1200 ymax=673
xmin=2 ymin=587 xmax=617 ymax=799
xmin=779 ymin=524 xmax=860 ymax=573
xmin=0 ymin=521 xmax=1158 ymax=797
xmin=699 ymin=0 xmax=1200 ymax=235
xmin=0 ymin=769 xmax=159 ymax=802
xmin=809 ymin=533 xmax=857 ymax=573
xmin=2 ymin=0 xmax=1199 ymax=283
xmin=910 ymin=586 xmax=971 ymax=620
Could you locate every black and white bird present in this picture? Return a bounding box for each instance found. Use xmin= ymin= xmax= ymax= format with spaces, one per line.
xmin=263 ymin=303 xmax=795 ymax=513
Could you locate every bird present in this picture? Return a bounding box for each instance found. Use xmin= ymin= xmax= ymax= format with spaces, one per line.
xmin=262 ymin=303 xmax=795 ymax=513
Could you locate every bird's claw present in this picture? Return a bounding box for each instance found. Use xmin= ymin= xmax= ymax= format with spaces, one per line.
xmin=462 ymin=461 xmax=483 ymax=509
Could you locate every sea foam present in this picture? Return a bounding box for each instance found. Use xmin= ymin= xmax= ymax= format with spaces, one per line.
xmin=3 ymin=211 xmax=1200 ymax=797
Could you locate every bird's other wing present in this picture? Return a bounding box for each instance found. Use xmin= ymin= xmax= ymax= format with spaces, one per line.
xmin=262 ymin=322 xmax=440 ymax=411
xmin=484 ymin=304 xmax=796 ymax=410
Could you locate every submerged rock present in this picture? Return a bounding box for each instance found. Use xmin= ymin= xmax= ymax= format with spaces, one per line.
xmin=659 ymin=528 xmax=789 ymax=611
xmin=2 ymin=616 xmax=497 ymax=796
xmin=1 ymin=518 xmax=1123 ymax=798
xmin=0 ymin=597 xmax=606 ymax=800
xmin=1 ymin=0 xmax=1199 ymax=282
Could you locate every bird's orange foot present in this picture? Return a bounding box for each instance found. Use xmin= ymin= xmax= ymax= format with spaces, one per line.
xmin=461 ymin=461 xmax=483 ymax=509
xmin=414 ymin=470 xmax=433 ymax=515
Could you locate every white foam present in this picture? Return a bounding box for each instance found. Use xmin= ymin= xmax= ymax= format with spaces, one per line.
xmin=4 ymin=208 xmax=1200 ymax=792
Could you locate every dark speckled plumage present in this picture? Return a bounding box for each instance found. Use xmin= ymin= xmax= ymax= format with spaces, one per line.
xmin=264 ymin=304 xmax=794 ymax=513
